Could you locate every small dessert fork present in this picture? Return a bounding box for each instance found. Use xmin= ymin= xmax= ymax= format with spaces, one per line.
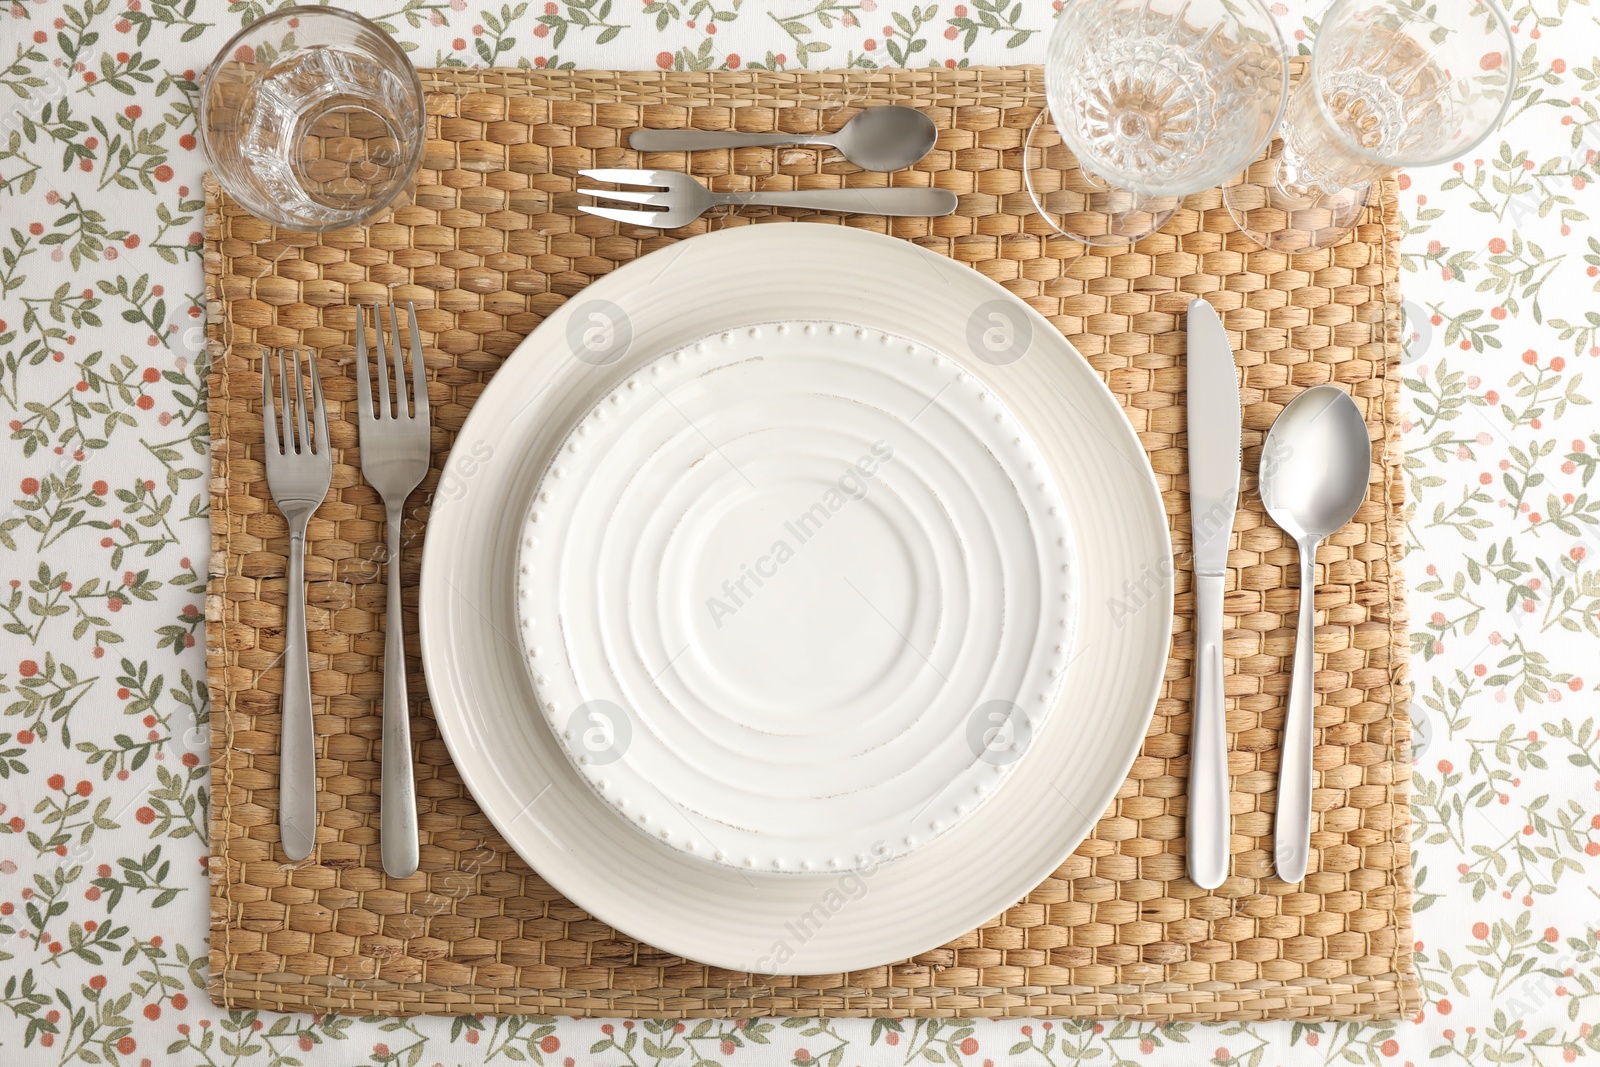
xmin=577 ymin=168 xmax=958 ymax=228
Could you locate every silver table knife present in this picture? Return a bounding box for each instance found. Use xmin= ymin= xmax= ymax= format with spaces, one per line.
xmin=1185 ymin=298 xmax=1241 ymax=890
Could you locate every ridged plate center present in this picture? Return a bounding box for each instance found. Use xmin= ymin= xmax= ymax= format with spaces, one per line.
xmin=514 ymin=321 xmax=1077 ymax=874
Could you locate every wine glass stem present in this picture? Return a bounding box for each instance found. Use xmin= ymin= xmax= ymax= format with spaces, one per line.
xmin=1275 ymin=82 xmax=1386 ymax=202
xmin=1272 ymin=148 xmax=1375 ymax=205
xmin=1271 ymin=147 xmax=1317 ymax=201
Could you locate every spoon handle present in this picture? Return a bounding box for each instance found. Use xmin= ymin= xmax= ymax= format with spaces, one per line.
xmin=630 ymin=130 xmax=827 ymax=153
xmin=1275 ymin=539 xmax=1319 ymax=884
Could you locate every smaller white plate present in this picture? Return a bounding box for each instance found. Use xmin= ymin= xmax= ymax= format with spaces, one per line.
xmin=515 ymin=321 xmax=1077 ymax=874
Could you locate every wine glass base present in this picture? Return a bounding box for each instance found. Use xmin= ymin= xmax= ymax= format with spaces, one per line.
xmin=1024 ymin=113 xmax=1181 ymax=249
xmin=1223 ymin=149 xmax=1370 ymax=254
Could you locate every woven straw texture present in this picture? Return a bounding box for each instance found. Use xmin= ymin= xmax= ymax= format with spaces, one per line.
xmin=205 ymin=65 xmax=1416 ymax=1020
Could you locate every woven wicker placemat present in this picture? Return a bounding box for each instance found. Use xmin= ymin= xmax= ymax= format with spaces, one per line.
xmin=205 ymin=65 xmax=1417 ymax=1020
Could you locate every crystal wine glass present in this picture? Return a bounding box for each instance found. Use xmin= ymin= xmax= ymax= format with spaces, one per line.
xmin=198 ymin=7 xmax=426 ymax=232
xmin=1224 ymin=0 xmax=1516 ymax=253
xmin=1025 ymin=0 xmax=1289 ymax=248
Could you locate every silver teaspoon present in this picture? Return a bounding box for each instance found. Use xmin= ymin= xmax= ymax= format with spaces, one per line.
xmin=629 ymin=105 xmax=939 ymax=172
xmin=1258 ymin=385 xmax=1370 ymax=884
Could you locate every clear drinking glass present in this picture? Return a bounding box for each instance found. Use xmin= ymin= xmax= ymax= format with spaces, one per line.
xmin=1224 ymin=0 xmax=1516 ymax=253
xmin=1025 ymin=0 xmax=1289 ymax=248
xmin=198 ymin=7 xmax=426 ymax=232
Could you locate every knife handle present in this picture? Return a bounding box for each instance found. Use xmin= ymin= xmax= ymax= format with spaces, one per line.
xmin=1187 ymin=572 xmax=1231 ymax=890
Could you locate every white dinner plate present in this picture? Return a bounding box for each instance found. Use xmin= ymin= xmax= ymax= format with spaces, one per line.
xmin=514 ymin=320 xmax=1077 ymax=875
xmin=420 ymin=224 xmax=1172 ymax=975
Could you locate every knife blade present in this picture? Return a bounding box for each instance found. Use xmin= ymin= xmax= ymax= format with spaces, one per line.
xmin=1185 ymin=298 xmax=1241 ymax=891
xmin=1187 ymin=300 xmax=1243 ymax=575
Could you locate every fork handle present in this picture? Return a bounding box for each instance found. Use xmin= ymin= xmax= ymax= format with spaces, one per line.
xmin=279 ymin=527 xmax=317 ymax=861
xmin=710 ymin=187 xmax=957 ymax=217
xmin=381 ymin=511 xmax=420 ymax=878
xmin=631 ymin=129 xmax=830 ymax=153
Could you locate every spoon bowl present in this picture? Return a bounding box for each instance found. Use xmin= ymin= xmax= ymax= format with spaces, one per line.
xmin=1258 ymin=384 xmax=1370 ymax=885
xmin=826 ymin=105 xmax=940 ymax=172
xmin=1260 ymin=385 xmax=1371 ymax=541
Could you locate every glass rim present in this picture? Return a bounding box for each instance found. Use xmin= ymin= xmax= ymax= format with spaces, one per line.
xmin=1044 ymin=0 xmax=1291 ymax=199
xmin=1309 ymin=0 xmax=1518 ymax=172
xmin=196 ymin=4 xmax=427 ymax=233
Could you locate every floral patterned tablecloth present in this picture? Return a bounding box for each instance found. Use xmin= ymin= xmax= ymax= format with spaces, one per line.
xmin=0 ymin=1 xmax=1596 ymax=1065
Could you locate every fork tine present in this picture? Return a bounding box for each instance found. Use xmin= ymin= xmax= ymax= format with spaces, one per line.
xmin=576 ymin=187 xmax=668 ymax=206
xmin=578 ymin=204 xmax=669 ymax=227
xmin=292 ymin=348 xmax=309 ymax=454
xmin=355 ymin=307 xmax=372 ymax=419
xmin=578 ymin=168 xmax=669 ymax=186
xmin=406 ymin=302 xmax=428 ymax=421
xmin=373 ymin=303 xmax=391 ymax=418
xmin=388 ymin=303 xmax=409 ymax=419
xmin=309 ymin=354 xmax=328 ymax=456
xmin=277 ymin=348 xmax=294 ymax=451
xmin=262 ymin=348 xmax=279 ymax=455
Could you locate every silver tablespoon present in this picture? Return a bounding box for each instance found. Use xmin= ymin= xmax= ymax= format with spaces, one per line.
xmin=629 ymin=105 xmax=939 ymax=172
xmin=1258 ymin=385 xmax=1371 ymax=884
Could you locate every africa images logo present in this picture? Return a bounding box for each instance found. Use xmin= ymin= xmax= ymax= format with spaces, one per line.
xmin=752 ymin=841 xmax=896 ymax=975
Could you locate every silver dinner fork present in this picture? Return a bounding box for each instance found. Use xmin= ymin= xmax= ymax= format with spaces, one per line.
xmin=576 ymin=168 xmax=958 ymax=228
xmin=262 ymin=348 xmax=331 ymax=863
xmin=356 ymin=303 xmax=431 ymax=878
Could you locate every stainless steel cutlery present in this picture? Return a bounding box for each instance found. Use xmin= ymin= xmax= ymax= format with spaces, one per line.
xmin=356 ymin=303 xmax=432 ymax=879
xmin=261 ymin=348 xmax=331 ymax=863
xmin=1181 ymin=299 xmax=1371 ymax=888
xmin=260 ymin=310 xmax=431 ymax=876
xmin=1183 ymin=299 xmax=1241 ymax=891
xmin=577 ymin=168 xmax=958 ymax=229
xmin=605 ymin=107 xmax=952 ymax=228
xmin=1259 ymin=386 xmax=1370 ymax=885
xmin=629 ymin=105 xmax=939 ymax=173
